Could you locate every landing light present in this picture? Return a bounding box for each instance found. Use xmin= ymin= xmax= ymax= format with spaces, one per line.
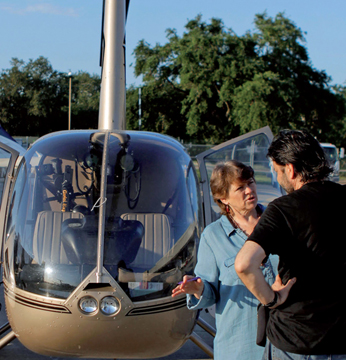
xmin=79 ymin=296 xmax=98 ymax=314
xmin=100 ymin=296 xmax=120 ymax=315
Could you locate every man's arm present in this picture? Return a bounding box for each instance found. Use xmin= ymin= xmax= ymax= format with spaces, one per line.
xmin=235 ymin=240 xmax=296 ymax=308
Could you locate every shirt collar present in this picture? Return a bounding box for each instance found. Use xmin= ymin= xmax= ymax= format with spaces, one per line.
xmin=219 ymin=204 xmax=265 ymax=237
xmin=220 ymin=215 xmax=236 ymax=236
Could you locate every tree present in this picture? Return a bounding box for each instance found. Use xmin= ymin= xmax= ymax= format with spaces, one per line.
xmin=126 ymin=83 xmax=186 ymax=140
xmin=133 ymin=16 xmax=260 ymax=143
xmin=326 ymin=85 xmax=346 ymax=147
xmin=0 ymin=58 xmax=31 ymax=134
xmin=237 ymin=12 xmax=335 ymax=135
xmin=131 ymin=13 xmax=346 ymax=144
xmin=0 ymin=57 xmax=101 ymax=136
xmin=0 ymin=57 xmax=68 ymax=136
xmin=69 ymin=71 xmax=100 ymax=130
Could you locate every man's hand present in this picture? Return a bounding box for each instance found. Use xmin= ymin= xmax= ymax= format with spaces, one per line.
xmin=270 ymin=275 xmax=296 ymax=308
xmin=171 ymin=275 xmax=204 ymax=299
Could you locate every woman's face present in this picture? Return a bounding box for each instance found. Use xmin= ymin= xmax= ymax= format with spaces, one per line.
xmin=222 ymin=178 xmax=258 ymax=215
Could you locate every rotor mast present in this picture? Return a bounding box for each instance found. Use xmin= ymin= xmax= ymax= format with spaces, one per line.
xmin=98 ymin=0 xmax=126 ymax=130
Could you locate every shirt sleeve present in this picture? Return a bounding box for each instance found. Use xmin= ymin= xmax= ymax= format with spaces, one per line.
xmin=187 ymin=232 xmax=219 ymax=310
xmin=248 ymin=202 xmax=291 ymax=256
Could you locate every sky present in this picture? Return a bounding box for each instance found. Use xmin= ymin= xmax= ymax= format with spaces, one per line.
xmin=0 ymin=0 xmax=345 ymax=88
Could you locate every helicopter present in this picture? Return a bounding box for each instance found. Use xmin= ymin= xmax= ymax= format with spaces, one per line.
xmin=0 ymin=0 xmax=283 ymax=358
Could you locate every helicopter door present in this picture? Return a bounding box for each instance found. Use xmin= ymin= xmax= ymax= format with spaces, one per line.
xmin=0 ymin=142 xmax=21 ymax=258
xmin=196 ymin=126 xmax=283 ymax=227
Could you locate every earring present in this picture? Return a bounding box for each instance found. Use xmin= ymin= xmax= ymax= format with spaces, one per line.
xmin=227 ymin=204 xmax=234 ymax=217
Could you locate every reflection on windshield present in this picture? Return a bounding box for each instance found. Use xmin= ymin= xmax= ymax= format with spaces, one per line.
xmin=3 ymin=131 xmax=201 ymax=301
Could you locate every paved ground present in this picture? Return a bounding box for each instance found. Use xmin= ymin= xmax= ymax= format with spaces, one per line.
xmin=0 ymin=284 xmax=214 ymax=360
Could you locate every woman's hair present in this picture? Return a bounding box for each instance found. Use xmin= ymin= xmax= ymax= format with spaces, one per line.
xmin=267 ymin=129 xmax=332 ymax=182
xmin=210 ymin=160 xmax=254 ymax=215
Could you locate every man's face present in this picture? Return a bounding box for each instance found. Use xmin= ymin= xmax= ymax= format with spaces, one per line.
xmin=272 ymin=161 xmax=295 ymax=193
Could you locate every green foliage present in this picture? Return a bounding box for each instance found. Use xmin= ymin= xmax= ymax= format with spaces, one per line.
xmin=1 ymin=12 xmax=346 ymax=146
xmin=68 ymin=71 xmax=100 ymax=130
xmin=0 ymin=57 xmax=100 ymax=136
xmin=325 ymin=85 xmax=346 ymax=147
xmin=126 ymin=83 xmax=186 ymax=138
xmin=130 ymin=12 xmax=346 ymax=145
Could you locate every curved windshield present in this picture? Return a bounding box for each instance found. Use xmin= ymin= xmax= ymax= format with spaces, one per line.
xmin=3 ymin=131 xmax=201 ymax=301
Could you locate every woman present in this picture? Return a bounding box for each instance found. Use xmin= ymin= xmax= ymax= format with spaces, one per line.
xmin=172 ymin=160 xmax=278 ymax=360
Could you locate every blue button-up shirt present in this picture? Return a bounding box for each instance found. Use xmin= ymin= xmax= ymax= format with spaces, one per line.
xmin=187 ymin=215 xmax=278 ymax=360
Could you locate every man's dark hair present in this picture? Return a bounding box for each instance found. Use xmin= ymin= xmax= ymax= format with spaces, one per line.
xmin=267 ymin=129 xmax=333 ymax=182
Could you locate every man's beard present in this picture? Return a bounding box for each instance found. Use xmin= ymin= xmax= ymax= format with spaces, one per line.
xmin=279 ymin=174 xmax=295 ymax=194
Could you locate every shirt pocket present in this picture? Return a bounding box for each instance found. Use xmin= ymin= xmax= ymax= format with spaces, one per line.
xmin=220 ymin=256 xmax=240 ymax=285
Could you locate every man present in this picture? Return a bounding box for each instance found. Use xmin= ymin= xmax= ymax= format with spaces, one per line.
xmin=235 ymin=129 xmax=346 ymax=359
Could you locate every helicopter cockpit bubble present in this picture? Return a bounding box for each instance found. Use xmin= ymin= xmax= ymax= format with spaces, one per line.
xmin=2 ymin=130 xmax=201 ymax=304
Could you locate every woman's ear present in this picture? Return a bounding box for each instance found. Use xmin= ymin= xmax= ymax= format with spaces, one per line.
xmin=220 ymin=198 xmax=228 ymax=206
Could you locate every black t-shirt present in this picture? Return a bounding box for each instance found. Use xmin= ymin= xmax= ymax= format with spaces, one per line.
xmin=249 ymin=181 xmax=346 ymax=355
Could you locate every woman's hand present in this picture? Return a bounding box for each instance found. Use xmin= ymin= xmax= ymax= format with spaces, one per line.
xmin=171 ymin=275 xmax=204 ymax=299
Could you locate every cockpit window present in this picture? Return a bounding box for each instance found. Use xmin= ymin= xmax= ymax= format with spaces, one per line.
xmin=5 ymin=131 xmax=200 ymax=301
